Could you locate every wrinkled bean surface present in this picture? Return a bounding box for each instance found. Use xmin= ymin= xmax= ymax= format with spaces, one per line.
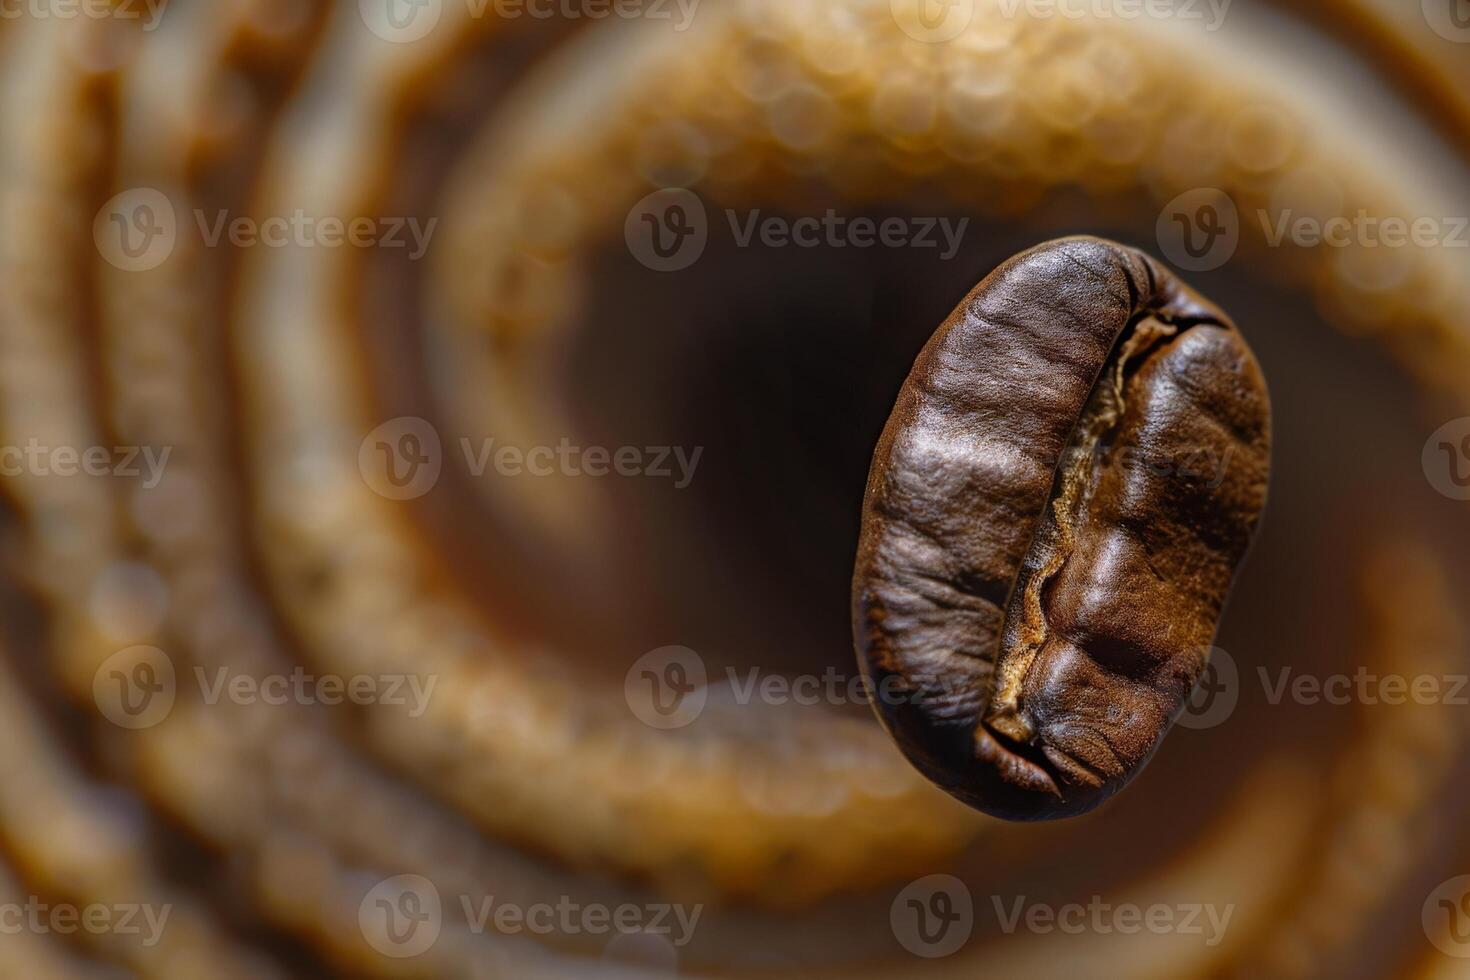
xmin=852 ymin=237 xmax=1271 ymax=820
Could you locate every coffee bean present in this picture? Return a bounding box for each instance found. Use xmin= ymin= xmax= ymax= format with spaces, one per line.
xmin=852 ymin=237 xmax=1271 ymax=819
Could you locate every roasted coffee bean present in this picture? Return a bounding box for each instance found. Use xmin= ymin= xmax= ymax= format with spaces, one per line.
xmin=852 ymin=237 xmax=1271 ymax=820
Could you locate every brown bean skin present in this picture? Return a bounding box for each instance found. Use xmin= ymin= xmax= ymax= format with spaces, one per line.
xmin=851 ymin=237 xmax=1271 ymax=820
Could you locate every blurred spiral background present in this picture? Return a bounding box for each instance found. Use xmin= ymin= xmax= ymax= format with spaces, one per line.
xmin=1 ymin=0 xmax=1469 ymax=976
